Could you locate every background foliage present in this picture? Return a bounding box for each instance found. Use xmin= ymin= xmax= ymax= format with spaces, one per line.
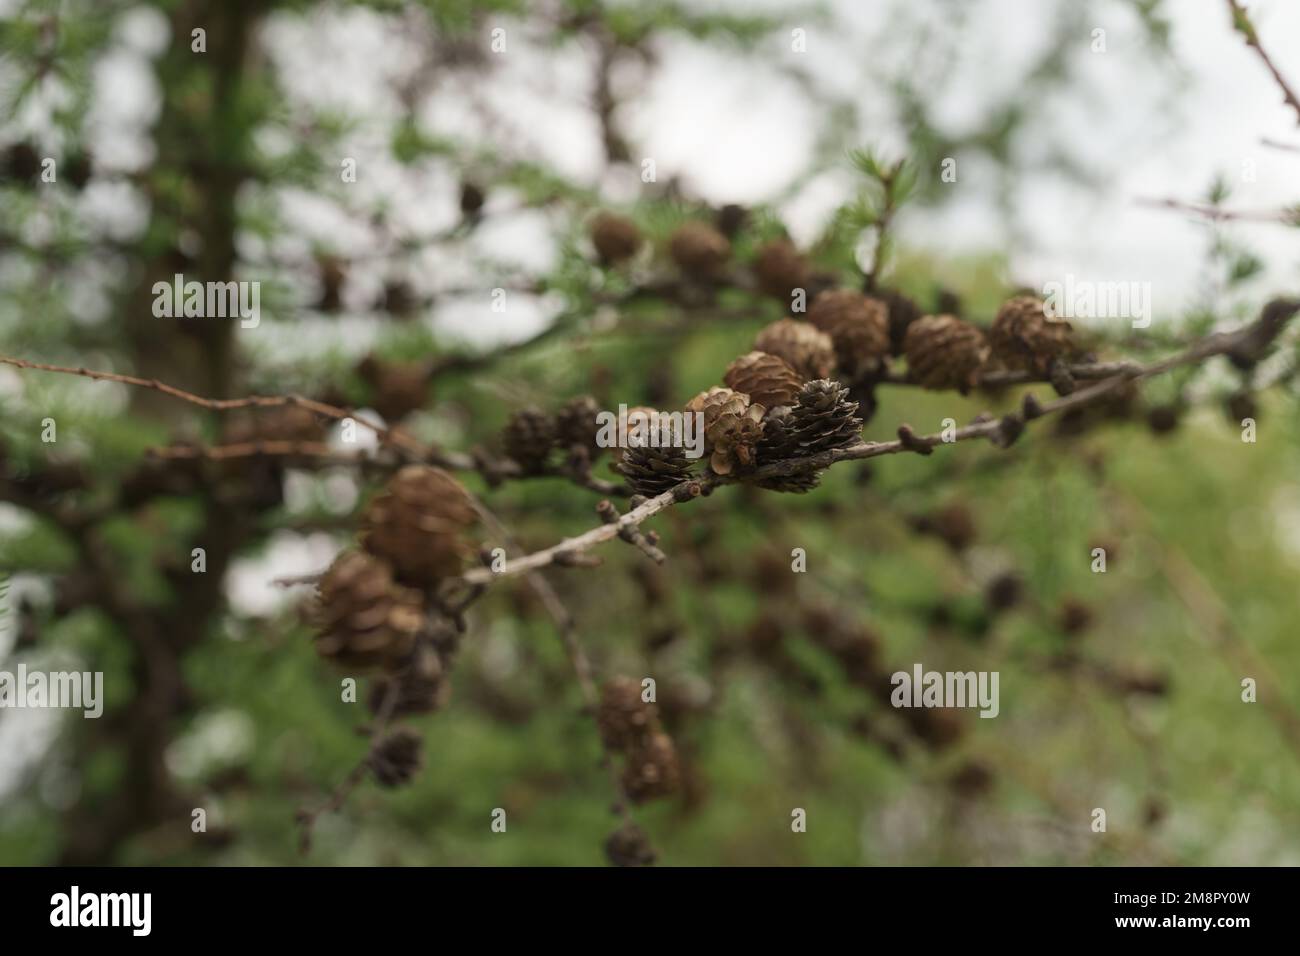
xmin=1 ymin=0 xmax=1299 ymax=866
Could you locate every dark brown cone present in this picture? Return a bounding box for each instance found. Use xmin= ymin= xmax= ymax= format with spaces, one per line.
xmin=755 ymin=468 xmax=821 ymax=494
xmin=722 ymin=351 xmax=803 ymax=408
xmin=369 ymin=727 xmax=423 ymax=788
xmin=63 ymin=151 xmax=93 ymax=190
xmin=808 ymin=290 xmax=891 ymax=377
xmin=871 ymin=288 xmax=923 ymax=355
xmin=459 ymin=180 xmax=486 ymax=217
xmin=502 ymin=407 xmax=558 ymax=471
xmin=1058 ymin=598 xmax=1093 ymax=635
xmin=948 ymin=760 xmax=995 ymax=799
xmin=752 ymin=318 xmax=836 ymax=380
xmin=758 ymin=379 xmax=862 ymax=460
xmin=902 ymin=314 xmax=990 ymax=391
xmin=356 ymin=354 xmax=430 ymax=422
xmin=990 ymin=295 xmax=1074 ymax=372
xmin=753 ymin=238 xmax=811 ymax=302
xmin=595 ymin=676 xmax=658 ymax=751
xmin=315 ymin=254 xmax=346 ymax=313
xmin=909 ymin=504 xmax=976 ymax=552
xmin=590 ymin=212 xmax=642 ymax=265
xmin=1226 ymin=391 xmax=1257 ymax=424
xmin=686 ymin=387 xmax=764 ymax=476
xmin=621 ymin=732 xmax=681 ymax=803
xmin=714 ymin=203 xmax=748 ymax=239
xmin=985 ymin=572 xmax=1023 ymax=613
xmin=555 ymin=394 xmax=603 ymax=456
xmin=669 ymin=221 xmax=731 ymax=278
xmin=381 ymin=280 xmax=417 ymax=318
xmin=611 ymin=406 xmax=660 ymax=468
xmin=313 ymin=551 xmax=424 ymax=670
xmin=360 ymin=465 xmax=477 ymax=586
xmin=1115 ymin=666 xmax=1169 ymax=697
xmin=604 ymin=822 xmax=656 ymax=867
xmin=3 ymin=141 xmax=41 ymax=185
xmin=617 ymin=441 xmax=696 ymax=496
xmin=1146 ymin=405 xmax=1179 ymax=434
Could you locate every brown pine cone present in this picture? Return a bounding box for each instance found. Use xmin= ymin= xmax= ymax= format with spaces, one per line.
xmin=313 ymin=551 xmax=425 ymax=670
xmin=604 ymin=822 xmax=656 ymax=867
xmin=621 ymin=731 xmax=681 ymax=803
xmin=3 ymin=141 xmax=41 ymax=185
xmin=369 ymin=727 xmax=423 ymax=788
xmin=502 ymin=407 xmax=558 ymax=471
xmin=714 ymin=203 xmax=749 ymax=239
xmin=759 ymin=379 xmax=862 ymax=459
xmin=360 ymin=465 xmax=477 ymax=586
xmin=807 ymin=290 xmax=891 ymax=377
xmin=685 ymin=387 xmax=743 ymax=432
xmin=590 ymin=212 xmax=642 ymax=265
xmin=753 ymin=238 xmax=811 ymax=301
xmin=990 ymin=295 xmax=1073 ymax=372
xmin=1058 ymin=598 xmax=1093 ymax=635
xmin=753 ymin=318 xmax=836 ymax=380
xmin=356 ymin=354 xmax=431 ymax=422
xmin=596 ymin=676 xmax=658 ymax=751
xmin=871 ymin=288 xmax=923 ymax=355
xmin=902 ymin=314 xmax=990 ymax=391
xmin=617 ymin=441 xmax=696 ymax=496
xmin=669 ymin=221 xmax=731 ymax=278
xmin=380 ymin=280 xmax=417 ymax=318
xmin=459 ymin=180 xmax=486 ymax=217
xmin=722 ymin=351 xmax=803 ymax=409
xmin=686 ymin=387 xmax=764 ymax=475
xmin=610 ymin=405 xmax=662 ymax=467
xmin=759 ymin=470 xmax=821 ymax=494
xmin=985 ymin=572 xmax=1023 ymax=612
xmin=1226 ymin=391 xmax=1257 ymax=424
xmin=910 ymin=504 xmax=976 ymax=552
xmin=555 ymin=394 xmax=603 ymax=456
xmin=315 ymin=253 xmax=347 ymax=313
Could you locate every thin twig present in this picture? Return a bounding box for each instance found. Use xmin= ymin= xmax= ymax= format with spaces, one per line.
xmin=148 ymin=440 xmax=378 ymax=466
xmin=1136 ymin=196 xmax=1299 ymax=225
xmin=1227 ymin=0 xmax=1300 ymax=127
xmin=0 ymin=354 xmax=425 ymax=457
xmin=471 ymin=498 xmax=642 ymax=830
xmin=1261 ymin=136 xmax=1300 ymax=154
xmin=0 ymin=353 xmax=630 ymax=498
xmin=295 ymin=677 xmax=403 ymax=854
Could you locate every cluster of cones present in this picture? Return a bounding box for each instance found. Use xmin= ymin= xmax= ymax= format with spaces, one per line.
xmin=498 ymin=394 xmax=604 ymax=473
xmin=310 ymin=463 xmax=480 ymax=788
xmin=596 ymin=677 xmax=683 ymax=805
xmin=583 ymin=210 xmax=1087 ymax=497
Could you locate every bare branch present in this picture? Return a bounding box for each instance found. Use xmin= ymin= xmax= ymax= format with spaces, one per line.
xmin=0 ymin=354 xmax=425 ymax=457
xmin=1136 ymin=196 xmax=1300 ymax=225
xmin=1227 ymin=0 xmax=1300 ymax=126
